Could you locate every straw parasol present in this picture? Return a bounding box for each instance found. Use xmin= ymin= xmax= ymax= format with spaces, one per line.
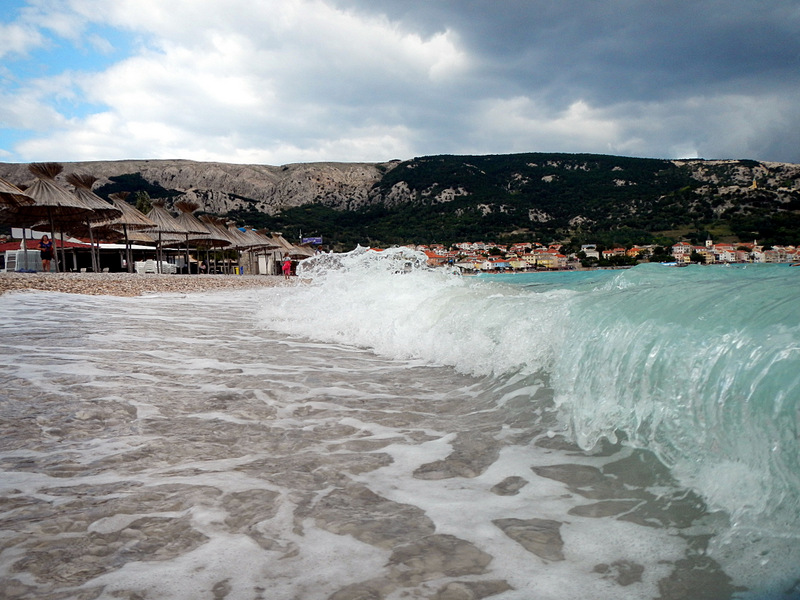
xmin=198 ymin=215 xmax=236 ymax=273
xmin=225 ymin=221 xmax=254 ymax=250
xmin=171 ymin=200 xmax=212 ymax=273
xmin=144 ymin=201 xmax=191 ymax=273
xmin=0 ymin=176 xmax=35 ymax=208
xmin=101 ymin=192 xmax=158 ymax=272
xmin=63 ymin=173 xmax=123 ymax=272
xmin=239 ymin=227 xmax=279 ymax=250
xmin=21 ymin=163 xmax=96 ymax=272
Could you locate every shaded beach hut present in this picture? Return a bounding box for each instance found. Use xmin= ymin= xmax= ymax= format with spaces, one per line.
xmin=236 ymin=227 xmax=280 ymax=274
xmin=143 ymin=201 xmax=191 ymax=273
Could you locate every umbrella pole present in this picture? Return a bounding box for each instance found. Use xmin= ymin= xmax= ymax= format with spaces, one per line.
xmin=58 ymin=226 xmax=68 ymax=272
xmin=21 ymin=228 xmax=29 ymax=271
xmin=185 ymin=234 xmax=190 ymax=275
xmin=48 ymin=209 xmax=60 ymax=273
xmin=87 ymin=219 xmax=98 ymax=272
xmin=123 ymin=224 xmax=133 ymax=272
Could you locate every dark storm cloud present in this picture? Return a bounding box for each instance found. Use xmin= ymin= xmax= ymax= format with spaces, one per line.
xmin=333 ymin=0 xmax=800 ymax=101
xmin=324 ymin=0 xmax=800 ymax=161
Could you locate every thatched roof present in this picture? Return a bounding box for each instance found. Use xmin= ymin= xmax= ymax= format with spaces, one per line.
xmin=104 ymin=192 xmax=158 ymax=230
xmin=238 ymin=227 xmax=279 ymax=250
xmin=173 ymin=210 xmax=211 ymax=236
xmin=198 ymin=215 xmax=234 ymax=248
xmin=66 ymin=221 xmax=126 ymax=242
xmin=270 ymin=234 xmax=296 ymax=253
xmin=25 ymin=163 xmax=92 ymax=215
xmin=144 ymin=201 xmax=191 ymax=236
xmin=224 ymin=222 xmax=255 ymax=249
xmin=65 ymin=173 xmax=122 ymax=223
xmin=0 ymin=176 xmax=35 ymax=207
xmin=0 ymin=163 xmax=91 ymax=227
xmin=289 ymin=244 xmax=316 ymax=258
xmin=123 ymin=230 xmax=157 ymax=243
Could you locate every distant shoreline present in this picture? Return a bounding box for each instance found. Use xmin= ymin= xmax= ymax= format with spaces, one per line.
xmin=0 ymin=272 xmax=290 ymax=297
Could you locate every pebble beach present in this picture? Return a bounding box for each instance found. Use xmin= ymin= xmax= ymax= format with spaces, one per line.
xmin=0 ymin=272 xmax=290 ymax=297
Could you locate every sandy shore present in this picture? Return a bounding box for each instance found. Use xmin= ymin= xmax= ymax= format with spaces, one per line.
xmin=0 ymin=272 xmax=291 ymax=297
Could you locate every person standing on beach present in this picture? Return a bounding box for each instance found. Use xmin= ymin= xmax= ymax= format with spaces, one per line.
xmin=38 ymin=235 xmax=54 ymax=272
xmin=282 ymin=255 xmax=292 ymax=279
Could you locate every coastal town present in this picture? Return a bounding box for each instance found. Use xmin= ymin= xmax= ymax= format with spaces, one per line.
xmin=414 ymin=239 xmax=800 ymax=272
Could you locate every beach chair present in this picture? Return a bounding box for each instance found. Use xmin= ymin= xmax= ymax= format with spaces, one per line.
xmin=144 ymin=260 xmax=157 ymax=274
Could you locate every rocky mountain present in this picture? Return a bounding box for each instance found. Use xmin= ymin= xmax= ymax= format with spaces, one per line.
xmin=2 ymin=153 xmax=799 ymax=247
xmin=0 ymin=159 xmax=397 ymax=215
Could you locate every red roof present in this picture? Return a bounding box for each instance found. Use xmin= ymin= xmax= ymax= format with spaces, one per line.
xmin=0 ymin=239 xmax=90 ymax=252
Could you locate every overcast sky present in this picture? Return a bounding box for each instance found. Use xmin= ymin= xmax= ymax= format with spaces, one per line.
xmin=2 ymin=0 xmax=799 ymax=166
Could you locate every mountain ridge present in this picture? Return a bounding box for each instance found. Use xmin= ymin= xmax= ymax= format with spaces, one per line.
xmin=2 ymin=153 xmax=799 ymax=247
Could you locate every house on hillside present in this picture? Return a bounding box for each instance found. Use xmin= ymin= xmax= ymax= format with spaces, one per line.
xmin=671 ymin=242 xmax=694 ymax=262
xmin=602 ymin=247 xmax=627 ymax=259
xmin=535 ymin=250 xmax=567 ymax=269
xmin=581 ymin=244 xmax=600 ymax=259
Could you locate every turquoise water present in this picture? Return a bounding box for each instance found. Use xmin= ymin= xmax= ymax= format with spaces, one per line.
xmin=268 ymin=251 xmax=800 ymax=596
xmin=495 ymin=265 xmax=800 ymax=513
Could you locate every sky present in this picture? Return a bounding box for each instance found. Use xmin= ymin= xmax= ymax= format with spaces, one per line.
xmin=1 ymin=0 xmax=799 ymax=166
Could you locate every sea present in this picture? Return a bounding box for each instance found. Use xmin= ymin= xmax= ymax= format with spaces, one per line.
xmin=0 ymin=247 xmax=798 ymax=600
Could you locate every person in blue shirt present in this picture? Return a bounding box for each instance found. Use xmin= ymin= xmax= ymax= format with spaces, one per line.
xmin=38 ymin=235 xmax=54 ymax=272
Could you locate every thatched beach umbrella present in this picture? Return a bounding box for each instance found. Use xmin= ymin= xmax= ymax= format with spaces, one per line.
xmin=222 ymin=222 xmax=263 ymax=274
xmin=103 ymin=192 xmax=158 ymax=272
xmin=144 ymin=201 xmax=191 ymax=273
xmin=172 ymin=200 xmax=212 ymax=274
xmin=225 ymin=222 xmax=253 ymax=250
xmin=64 ymin=173 xmax=122 ymax=272
xmin=239 ymin=227 xmax=279 ymax=250
xmin=198 ymin=215 xmax=236 ymax=273
xmin=176 ymin=209 xmax=231 ymax=273
xmin=0 ymin=176 xmax=35 ymax=208
xmin=24 ymin=163 xmax=96 ymax=272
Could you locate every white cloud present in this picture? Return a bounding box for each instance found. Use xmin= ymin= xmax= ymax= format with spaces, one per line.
xmin=6 ymin=0 xmax=471 ymax=163
xmin=474 ymin=97 xmax=622 ymax=154
xmin=467 ymin=91 xmax=800 ymax=162
xmin=0 ymin=20 xmax=44 ymax=59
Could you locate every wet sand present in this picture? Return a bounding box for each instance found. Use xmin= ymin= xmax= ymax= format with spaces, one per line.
xmin=0 ymin=272 xmax=290 ymax=297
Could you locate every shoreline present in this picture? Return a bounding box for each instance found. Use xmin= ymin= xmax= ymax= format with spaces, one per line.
xmin=0 ymin=272 xmax=291 ymax=297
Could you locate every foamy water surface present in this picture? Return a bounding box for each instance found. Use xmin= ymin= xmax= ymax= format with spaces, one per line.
xmin=0 ymin=254 xmax=798 ymax=599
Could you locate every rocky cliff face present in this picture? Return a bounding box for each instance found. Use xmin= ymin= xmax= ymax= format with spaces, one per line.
xmin=0 ymin=159 xmax=397 ymax=215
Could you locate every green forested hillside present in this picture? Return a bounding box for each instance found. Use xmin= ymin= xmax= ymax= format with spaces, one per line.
xmin=229 ymin=153 xmax=800 ymax=249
